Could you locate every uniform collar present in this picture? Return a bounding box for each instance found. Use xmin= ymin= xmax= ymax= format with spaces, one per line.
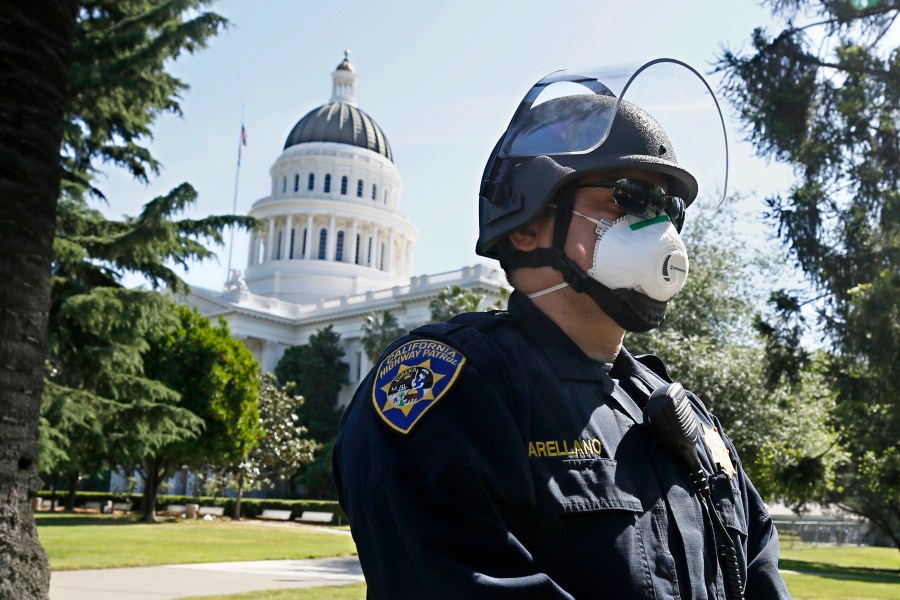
xmin=508 ymin=291 xmax=613 ymax=382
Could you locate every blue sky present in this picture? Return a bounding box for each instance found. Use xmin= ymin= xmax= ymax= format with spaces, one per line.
xmin=100 ymin=0 xmax=797 ymax=292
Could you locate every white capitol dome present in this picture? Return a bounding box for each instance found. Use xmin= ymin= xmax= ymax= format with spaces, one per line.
xmin=243 ymin=52 xmax=417 ymax=304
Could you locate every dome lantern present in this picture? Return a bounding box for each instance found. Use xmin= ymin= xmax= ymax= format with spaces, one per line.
xmin=330 ymin=49 xmax=357 ymax=105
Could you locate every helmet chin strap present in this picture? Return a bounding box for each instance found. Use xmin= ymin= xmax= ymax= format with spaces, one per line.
xmin=527 ymin=281 xmax=570 ymax=299
xmin=502 ymin=186 xmax=669 ymax=332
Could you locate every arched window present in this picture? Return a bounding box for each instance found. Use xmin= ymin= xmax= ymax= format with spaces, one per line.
xmin=371 ymin=184 xmax=377 ymax=200
xmin=324 ymin=174 xmax=331 ymax=193
xmin=308 ymin=173 xmax=315 ymax=191
xmin=293 ymin=174 xmax=299 ymax=192
xmin=356 ymin=179 xmax=364 ymax=197
xmin=318 ymin=228 xmax=327 ymax=260
xmin=355 ymin=234 xmax=361 ymax=264
xmin=340 ymin=175 xmax=348 ymax=195
xmin=336 ymin=231 xmax=345 ymax=262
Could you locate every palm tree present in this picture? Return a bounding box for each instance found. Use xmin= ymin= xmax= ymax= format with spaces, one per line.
xmin=0 ymin=1 xmax=77 ymax=597
xmin=361 ymin=312 xmax=405 ymax=361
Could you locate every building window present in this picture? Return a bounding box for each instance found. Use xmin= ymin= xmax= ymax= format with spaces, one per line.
xmin=282 ymin=177 xmax=287 ymax=193
xmin=340 ymin=176 xmax=348 ymax=195
xmin=324 ymin=174 xmax=331 ymax=193
xmin=384 ymin=187 xmax=389 ymax=204
xmin=356 ymin=352 xmax=363 ymax=382
xmin=356 ymin=179 xmax=363 ymax=197
xmin=336 ymin=231 xmax=345 ymax=262
xmin=371 ymin=184 xmax=377 ymax=200
xmin=355 ymin=233 xmax=361 ymax=264
xmin=275 ymin=231 xmax=283 ymax=260
xmin=367 ymin=237 xmax=373 ymax=265
xmin=294 ymin=174 xmax=299 ymax=192
xmin=289 ymin=229 xmax=295 ymax=259
xmin=301 ymin=228 xmax=308 ymax=258
xmin=380 ymin=242 xmax=385 ymax=270
xmin=308 ymin=173 xmax=315 ymax=191
xmin=318 ymin=228 xmax=327 ymax=260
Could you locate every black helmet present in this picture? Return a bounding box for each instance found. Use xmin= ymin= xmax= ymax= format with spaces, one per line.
xmin=477 ymin=94 xmax=698 ymax=259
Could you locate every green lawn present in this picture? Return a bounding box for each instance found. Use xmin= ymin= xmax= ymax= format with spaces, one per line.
xmin=36 ymin=513 xmax=356 ymax=571
xmin=781 ymin=546 xmax=898 ymax=600
xmin=38 ymin=514 xmax=899 ymax=599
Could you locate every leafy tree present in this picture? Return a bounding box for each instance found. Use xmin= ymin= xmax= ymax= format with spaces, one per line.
xmin=429 ymin=285 xmax=485 ymax=322
xmin=230 ymin=373 xmax=318 ymax=517
xmin=629 ymin=210 xmax=838 ymax=506
xmin=275 ymin=326 xmax=349 ymax=499
xmin=275 ymin=326 xmax=349 ymax=443
xmin=361 ymin=311 xmax=405 ymax=361
xmin=0 ymin=1 xmax=77 ymax=595
xmin=139 ymin=305 xmax=260 ymax=522
xmin=717 ymin=0 xmax=899 ymax=547
xmin=42 ymin=289 xmax=200 ymax=510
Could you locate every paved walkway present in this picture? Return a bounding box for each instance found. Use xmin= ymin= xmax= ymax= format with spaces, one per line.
xmin=50 ymin=556 xmax=365 ymax=600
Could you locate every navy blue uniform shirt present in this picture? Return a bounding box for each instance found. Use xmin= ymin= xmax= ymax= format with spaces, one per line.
xmin=334 ymin=291 xmax=791 ymax=599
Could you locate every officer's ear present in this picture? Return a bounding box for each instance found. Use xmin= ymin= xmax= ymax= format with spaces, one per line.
xmin=508 ymin=212 xmax=553 ymax=252
xmin=508 ymin=224 xmax=539 ymax=252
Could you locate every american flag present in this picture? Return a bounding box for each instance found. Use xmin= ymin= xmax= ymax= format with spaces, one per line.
xmin=241 ymin=124 xmax=248 ymax=146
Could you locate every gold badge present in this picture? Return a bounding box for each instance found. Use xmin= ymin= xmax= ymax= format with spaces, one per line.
xmin=702 ymin=423 xmax=737 ymax=480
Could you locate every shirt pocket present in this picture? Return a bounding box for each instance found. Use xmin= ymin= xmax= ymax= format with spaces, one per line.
xmin=531 ymin=457 xmax=644 ymax=515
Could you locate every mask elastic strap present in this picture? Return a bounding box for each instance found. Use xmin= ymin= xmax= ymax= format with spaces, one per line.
xmin=526 ymin=282 xmax=570 ymax=299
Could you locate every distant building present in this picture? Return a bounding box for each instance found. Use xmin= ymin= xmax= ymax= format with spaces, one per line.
xmin=188 ymin=53 xmax=506 ymax=406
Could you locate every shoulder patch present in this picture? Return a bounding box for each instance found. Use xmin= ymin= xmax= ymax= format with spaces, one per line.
xmin=371 ymin=339 xmax=467 ymax=435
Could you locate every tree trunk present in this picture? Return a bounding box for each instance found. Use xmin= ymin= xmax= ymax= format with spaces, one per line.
xmin=232 ymin=471 xmax=244 ymax=520
xmin=0 ymin=2 xmax=76 ymax=598
xmin=64 ymin=473 xmax=79 ymax=511
xmin=139 ymin=461 xmax=164 ymax=523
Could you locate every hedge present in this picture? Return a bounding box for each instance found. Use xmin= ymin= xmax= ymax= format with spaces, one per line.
xmin=36 ymin=490 xmax=348 ymax=524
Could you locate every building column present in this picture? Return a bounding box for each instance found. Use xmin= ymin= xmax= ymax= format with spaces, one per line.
xmin=266 ymin=218 xmax=276 ymax=261
xmin=283 ymin=214 xmax=293 ymax=259
xmin=304 ymin=214 xmax=314 ymax=260
xmin=248 ymin=230 xmax=257 ymax=266
xmin=387 ymin=230 xmax=396 ymax=274
xmin=371 ymin=226 xmax=380 ymax=268
xmin=349 ymin=219 xmax=359 ymax=265
xmin=326 ymin=216 xmax=336 ymax=261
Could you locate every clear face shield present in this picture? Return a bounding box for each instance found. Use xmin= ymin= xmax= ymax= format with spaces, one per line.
xmin=497 ymin=58 xmax=729 ymax=215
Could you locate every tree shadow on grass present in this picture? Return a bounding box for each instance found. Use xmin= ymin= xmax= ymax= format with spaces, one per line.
xmin=35 ymin=514 xmax=151 ymax=527
xmin=780 ymin=559 xmax=900 ymax=585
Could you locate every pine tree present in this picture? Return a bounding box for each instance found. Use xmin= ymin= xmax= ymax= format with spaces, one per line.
xmin=717 ymin=0 xmax=899 ymax=547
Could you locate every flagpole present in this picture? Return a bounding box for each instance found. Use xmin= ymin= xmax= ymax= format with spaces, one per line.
xmin=226 ymin=104 xmax=245 ymax=283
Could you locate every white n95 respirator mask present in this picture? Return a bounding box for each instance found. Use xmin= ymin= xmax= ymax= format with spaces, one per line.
xmin=580 ymin=212 xmax=689 ymax=301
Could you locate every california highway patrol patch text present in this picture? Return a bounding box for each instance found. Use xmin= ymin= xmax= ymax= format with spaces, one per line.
xmin=372 ymin=339 xmax=466 ymax=434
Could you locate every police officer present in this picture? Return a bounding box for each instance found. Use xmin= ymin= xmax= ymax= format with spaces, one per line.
xmin=334 ymin=62 xmax=792 ymax=599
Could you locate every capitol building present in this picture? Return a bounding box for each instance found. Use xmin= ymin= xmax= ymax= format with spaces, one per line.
xmin=188 ymin=54 xmax=506 ymax=405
